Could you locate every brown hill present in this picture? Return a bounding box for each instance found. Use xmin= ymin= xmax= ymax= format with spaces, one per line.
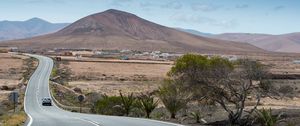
xmin=0 ymin=9 xmax=264 ymax=53
xmin=213 ymin=33 xmax=300 ymax=53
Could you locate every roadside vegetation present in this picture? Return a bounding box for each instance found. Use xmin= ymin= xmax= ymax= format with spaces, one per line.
xmin=0 ymin=112 xmax=26 ymax=126
xmin=50 ymin=60 xmax=71 ymax=85
xmin=50 ymin=54 xmax=300 ymax=125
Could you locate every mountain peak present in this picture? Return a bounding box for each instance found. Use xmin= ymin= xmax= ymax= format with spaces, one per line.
xmin=26 ymin=17 xmax=49 ymax=23
xmin=56 ymin=9 xmax=160 ymax=38
xmin=103 ymin=9 xmax=134 ymax=15
xmin=91 ymin=9 xmax=137 ymax=19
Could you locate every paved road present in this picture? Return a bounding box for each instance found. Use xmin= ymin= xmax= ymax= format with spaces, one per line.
xmin=24 ymin=54 xmax=183 ymax=126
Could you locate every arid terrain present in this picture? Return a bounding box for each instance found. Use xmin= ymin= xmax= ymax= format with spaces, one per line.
xmin=0 ymin=52 xmax=38 ymax=125
xmin=54 ymin=54 xmax=300 ymax=98
xmin=55 ymin=56 xmax=172 ymax=96
xmin=0 ymin=53 xmax=28 ymax=99
xmin=48 ymin=53 xmax=300 ymax=125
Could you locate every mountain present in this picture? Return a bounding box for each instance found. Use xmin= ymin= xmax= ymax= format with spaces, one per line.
xmin=0 ymin=9 xmax=264 ymax=53
xmin=176 ymin=28 xmax=213 ymax=37
xmin=177 ymin=28 xmax=300 ymax=53
xmin=0 ymin=18 xmax=69 ymax=41
xmin=212 ymin=33 xmax=300 ymax=53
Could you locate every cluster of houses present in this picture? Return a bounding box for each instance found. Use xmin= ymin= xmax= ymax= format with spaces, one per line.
xmin=0 ymin=46 xmax=18 ymax=53
xmin=47 ymin=48 xmax=183 ymax=61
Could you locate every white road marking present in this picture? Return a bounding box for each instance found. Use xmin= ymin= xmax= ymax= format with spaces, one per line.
xmin=75 ymin=118 xmax=102 ymax=126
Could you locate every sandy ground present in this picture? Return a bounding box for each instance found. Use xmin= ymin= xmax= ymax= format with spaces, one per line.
xmin=0 ymin=53 xmax=26 ymax=80
xmin=61 ymin=59 xmax=172 ymax=96
xmin=68 ymin=80 xmax=159 ymax=96
xmin=66 ymin=61 xmax=172 ymax=80
xmin=0 ymin=53 xmax=28 ymax=101
xmin=245 ymin=54 xmax=300 ymax=74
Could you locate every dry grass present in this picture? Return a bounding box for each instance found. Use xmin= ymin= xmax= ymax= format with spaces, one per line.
xmin=69 ymin=80 xmax=160 ymax=96
xmin=242 ymin=54 xmax=300 ymax=74
xmin=0 ymin=53 xmax=26 ymax=80
xmin=60 ymin=60 xmax=171 ymax=96
xmin=66 ymin=61 xmax=172 ymax=79
xmin=0 ymin=53 xmax=28 ymax=102
xmin=1 ymin=112 xmax=26 ymax=126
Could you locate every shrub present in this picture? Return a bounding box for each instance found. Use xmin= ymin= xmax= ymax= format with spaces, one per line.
xmin=255 ymin=108 xmax=282 ymax=126
xmin=1 ymin=85 xmax=9 ymax=90
xmin=119 ymin=91 xmax=136 ymax=116
xmin=138 ymin=93 xmax=158 ymax=118
xmin=73 ymin=87 xmax=82 ymax=94
xmin=93 ymin=95 xmax=123 ymax=116
xmin=157 ymin=79 xmax=191 ymax=119
xmin=278 ymin=85 xmax=294 ymax=98
xmin=190 ymin=111 xmax=202 ymax=123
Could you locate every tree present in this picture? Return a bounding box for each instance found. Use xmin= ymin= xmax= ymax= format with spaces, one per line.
xmin=169 ymin=54 xmax=271 ymax=125
xmin=157 ymin=79 xmax=191 ymax=119
xmin=138 ymin=93 xmax=158 ymax=118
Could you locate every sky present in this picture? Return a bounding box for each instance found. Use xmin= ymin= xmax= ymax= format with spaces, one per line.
xmin=0 ymin=0 xmax=299 ymax=35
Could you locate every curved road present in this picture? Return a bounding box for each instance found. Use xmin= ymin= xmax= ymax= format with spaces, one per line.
xmin=24 ymin=54 xmax=183 ymax=126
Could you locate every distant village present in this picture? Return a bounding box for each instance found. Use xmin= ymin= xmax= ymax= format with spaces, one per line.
xmin=1 ymin=46 xmax=300 ymax=64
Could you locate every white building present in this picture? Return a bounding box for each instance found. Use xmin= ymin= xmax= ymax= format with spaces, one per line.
xmin=293 ymin=60 xmax=300 ymax=64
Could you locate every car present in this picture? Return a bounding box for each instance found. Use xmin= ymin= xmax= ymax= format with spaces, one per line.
xmin=42 ymin=97 xmax=52 ymax=106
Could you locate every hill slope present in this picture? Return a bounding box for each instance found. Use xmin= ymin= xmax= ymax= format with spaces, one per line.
xmin=213 ymin=33 xmax=300 ymax=53
xmin=0 ymin=9 xmax=264 ymax=53
xmin=0 ymin=18 xmax=69 ymax=41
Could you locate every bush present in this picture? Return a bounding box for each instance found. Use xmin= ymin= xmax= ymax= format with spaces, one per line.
xmin=119 ymin=91 xmax=136 ymax=116
xmin=73 ymin=87 xmax=82 ymax=94
xmin=278 ymin=85 xmax=294 ymax=98
xmin=255 ymin=108 xmax=282 ymax=126
xmin=190 ymin=111 xmax=202 ymax=123
xmin=93 ymin=95 xmax=124 ymax=116
xmin=157 ymin=79 xmax=191 ymax=119
xmin=137 ymin=93 xmax=158 ymax=118
xmin=1 ymin=85 xmax=9 ymax=90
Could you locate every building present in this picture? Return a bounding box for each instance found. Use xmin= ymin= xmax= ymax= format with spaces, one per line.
xmin=293 ymin=60 xmax=300 ymax=64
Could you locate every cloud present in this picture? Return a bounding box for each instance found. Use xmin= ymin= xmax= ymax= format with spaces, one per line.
xmin=273 ymin=5 xmax=285 ymax=11
xmin=236 ymin=4 xmax=249 ymax=9
xmin=191 ymin=3 xmax=221 ymax=12
xmin=171 ymin=14 xmax=238 ymax=29
xmin=161 ymin=1 xmax=182 ymax=10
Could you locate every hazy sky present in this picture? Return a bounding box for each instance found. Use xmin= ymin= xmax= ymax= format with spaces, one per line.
xmin=1 ymin=0 xmax=299 ymax=34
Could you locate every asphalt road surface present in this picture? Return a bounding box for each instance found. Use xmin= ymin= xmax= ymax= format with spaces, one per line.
xmin=24 ymin=54 xmax=183 ymax=126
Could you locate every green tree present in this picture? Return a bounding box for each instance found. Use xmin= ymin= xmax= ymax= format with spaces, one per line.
xmin=169 ymin=54 xmax=271 ymax=125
